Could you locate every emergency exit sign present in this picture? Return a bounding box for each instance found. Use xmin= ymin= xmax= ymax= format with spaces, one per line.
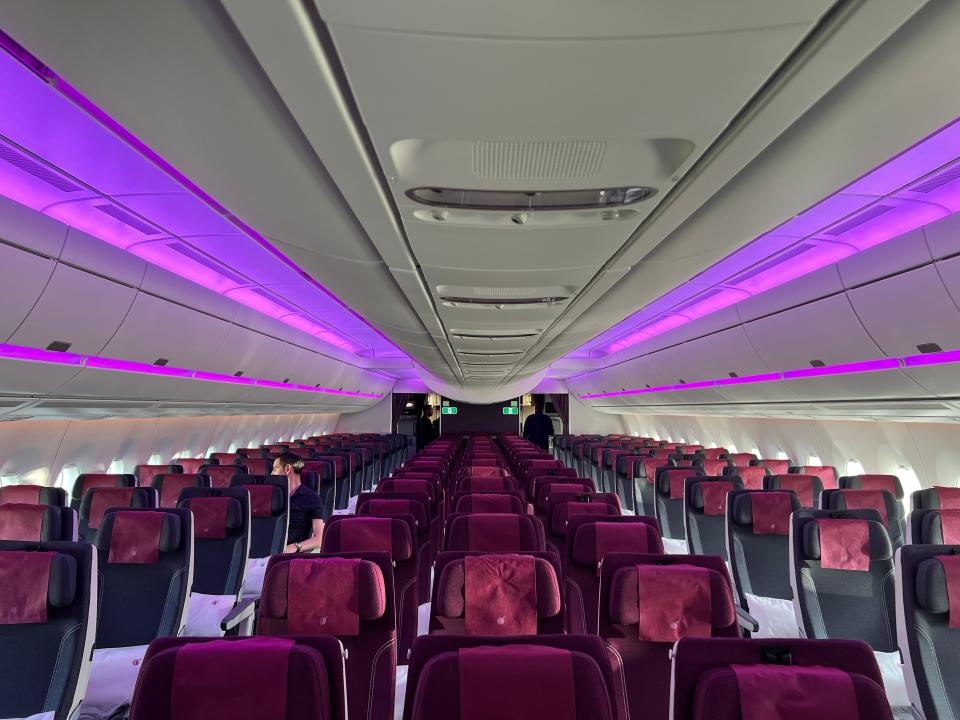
xmin=502 ymin=407 xmax=519 ymax=415
xmin=441 ymin=406 xmax=458 ymax=415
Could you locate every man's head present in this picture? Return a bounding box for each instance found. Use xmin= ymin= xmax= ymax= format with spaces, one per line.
xmin=273 ymin=452 xmax=304 ymax=492
xmin=534 ymin=398 xmax=545 ymax=414
xmin=423 ymin=405 xmax=434 ymax=418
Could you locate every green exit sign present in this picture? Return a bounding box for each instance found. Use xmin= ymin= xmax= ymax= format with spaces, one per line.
xmin=502 ymin=407 xmax=519 ymax=415
xmin=441 ymin=406 xmax=458 ymax=415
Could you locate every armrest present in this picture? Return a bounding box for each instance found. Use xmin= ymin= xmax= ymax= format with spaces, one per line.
xmin=736 ymin=606 xmax=760 ymax=633
xmin=221 ymin=598 xmax=257 ymax=633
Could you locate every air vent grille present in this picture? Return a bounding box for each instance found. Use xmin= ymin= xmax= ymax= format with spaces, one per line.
xmin=94 ymin=204 xmax=161 ymax=235
xmin=0 ymin=141 xmax=81 ymax=192
xmin=727 ymin=244 xmax=818 ymax=286
xmin=472 ymin=140 xmax=606 ymax=180
xmin=824 ymin=205 xmax=894 ymax=236
xmin=912 ymin=165 xmax=960 ymax=193
xmin=166 ymin=243 xmax=249 ymax=285
xmin=251 ymin=287 xmax=300 ymax=314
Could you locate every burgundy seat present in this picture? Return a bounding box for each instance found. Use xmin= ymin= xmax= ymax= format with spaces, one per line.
xmin=153 ymin=474 xmax=209 ymax=508
xmin=321 ymin=516 xmax=417 ymax=664
xmin=209 ymin=453 xmax=241 ymax=466
xmin=765 ymin=474 xmax=823 ymax=508
xmin=0 ymin=484 xmax=66 ymax=506
xmin=458 ymin=466 xmax=509 ymax=479
xmin=790 ymin=464 xmax=838 ymax=489
xmin=908 ymin=507 xmax=960 ymax=544
xmin=564 ymin=516 xmax=663 ymax=634
xmin=598 ymin=553 xmax=742 ymax=720
xmin=453 ymin=492 xmax=525 ymax=514
xmin=201 ymin=464 xmax=246 ymax=489
xmin=78 ymin=486 xmax=157 ymax=542
xmin=135 ymin=464 xmax=182 ymax=488
xmin=173 ymin=458 xmax=209 ymax=474
xmin=357 ymin=492 xmax=433 ymax=601
xmin=70 ymin=472 xmax=136 ymax=509
xmin=753 ymin=458 xmax=791 ymax=474
xmin=700 ymin=448 xmax=728 ymax=460
xmin=257 ymin=553 xmax=395 ymax=720
xmin=444 ymin=513 xmax=546 ymax=553
xmin=546 ymin=492 xmax=621 ymax=556
xmin=684 ymin=476 xmax=745 ymax=559
xmin=241 ymin=458 xmax=273 ymax=476
xmin=0 ymin=503 xmax=74 ymax=541
xmin=403 ymin=635 xmax=616 ymax=720
xmin=533 ymin=478 xmax=595 ymax=516
xmin=823 ymin=488 xmax=905 ymax=548
xmin=378 ymin=478 xmax=440 ymax=510
xmin=653 ymin=468 xmax=704 ymax=540
xmin=912 ymin=485 xmax=960 ymax=511
xmin=696 ymin=459 xmax=730 ymax=476
xmin=129 ymin=636 xmax=347 ymax=720
xmin=431 ymin=552 xmax=563 ymax=635
xmin=457 ymin=476 xmax=519 ymax=494
xmin=636 ymin=458 xmax=671 ymax=516
xmin=671 ymin=637 xmax=893 ymax=720
xmin=723 ymin=465 xmax=768 ymax=490
xmin=841 ymin=473 xmax=904 ymax=499
xmin=725 ymin=453 xmax=758 ymax=466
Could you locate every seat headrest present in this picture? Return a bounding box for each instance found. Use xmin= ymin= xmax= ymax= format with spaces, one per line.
xmin=435 ymin=555 xmax=560 ymax=621
xmin=689 ymin=480 xmax=740 ymax=515
xmin=260 ymin=557 xmax=387 ymax=634
xmin=235 ymin=483 xmax=284 ymax=517
xmin=831 ymin=489 xmax=894 ymax=526
xmin=0 ymin=504 xmax=58 ymax=541
xmin=75 ymin=473 xmax=133 ymax=497
xmin=0 ymin=550 xmax=77 ymax=623
xmin=571 ymin=520 xmax=663 ymax=565
xmin=726 ymin=466 xmax=767 ymax=490
xmin=455 ymin=493 xmax=523 ymax=514
xmin=179 ymin=497 xmax=244 ymax=539
xmin=846 ymin=474 xmax=903 ymax=499
xmin=156 ymin=474 xmax=204 ymax=508
xmin=359 ymin=497 xmax=427 ymax=530
xmin=551 ymin=498 xmax=619 ymax=535
xmin=83 ymin=487 xmax=151 ymax=529
xmin=447 ymin=513 xmax=543 ymax=552
xmin=656 ymin=468 xmax=701 ymax=497
xmin=379 ymin=479 xmax=436 ymax=502
xmin=0 ymin=484 xmax=43 ymax=504
xmin=322 ymin=516 xmax=414 ymax=561
xmin=201 ymin=465 xmax=242 ymax=489
xmin=98 ymin=510 xmax=181 ymax=563
xmin=698 ymin=459 xmax=728 ymax=476
xmin=537 ymin=482 xmax=591 ymax=510
xmin=771 ymin=474 xmax=821 ymax=507
xmin=803 ymin=516 xmax=892 ymax=569
xmin=609 ymin=563 xmax=735 ymax=631
xmin=915 ymin=556 xmax=955 ymax=614
xmin=731 ymin=492 xmax=797 ymax=535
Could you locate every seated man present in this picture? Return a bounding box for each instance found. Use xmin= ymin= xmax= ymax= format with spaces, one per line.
xmin=273 ymin=452 xmax=325 ymax=553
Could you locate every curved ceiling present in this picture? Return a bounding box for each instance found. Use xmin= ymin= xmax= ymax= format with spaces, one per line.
xmin=0 ymin=0 xmax=947 ymax=407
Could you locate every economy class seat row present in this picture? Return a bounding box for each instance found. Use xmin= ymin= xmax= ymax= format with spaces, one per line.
xmin=1 ymin=431 xmax=957 ymax=718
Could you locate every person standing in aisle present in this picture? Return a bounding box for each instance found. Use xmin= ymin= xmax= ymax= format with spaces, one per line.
xmin=522 ymin=397 xmax=555 ymax=451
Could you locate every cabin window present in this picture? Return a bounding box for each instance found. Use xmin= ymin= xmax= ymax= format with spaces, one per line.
xmin=0 ymin=473 xmax=21 ymax=486
xmin=727 ymin=444 xmax=738 ymax=454
xmin=177 ymin=450 xmax=191 ymax=460
xmin=775 ymin=450 xmax=789 ymax=460
xmin=205 ymin=446 xmax=217 ymax=458
xmin=147 ymin=453 xmax=163 ymax=465
xmin=897 ymin=466 xmax=921 ymax=497
xmin=228 ymin=442 xmax=237 ymax=453
xmin=57 ymin=465 xmax=80 ymax=495
xmin=750 ymin=448 xmax=762 ymax=458
xmin=807 ymin=455 xmax=822 ymax=466
xmin=108 ymin=458 xmax=125 ymax=474
xmin=846 ymin=460 xmax=865 ymax=475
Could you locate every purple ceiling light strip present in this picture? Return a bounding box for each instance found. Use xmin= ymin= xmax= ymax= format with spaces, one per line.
xmin=0 ymin=342 xmax=384 ymax=399
xmin=577 ymin=348 xmax=960 ymax=399
xmin=0 ymin=30 xmax=405 ymax=360
xmin=573 ymin=115 xmax=960 ymax=360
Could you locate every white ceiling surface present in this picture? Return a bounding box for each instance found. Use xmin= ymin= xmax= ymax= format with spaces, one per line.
xmin=2 ymin=0 xmax=955 ymax=420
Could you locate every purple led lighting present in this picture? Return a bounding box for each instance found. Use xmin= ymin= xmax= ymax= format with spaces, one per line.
xmin=0 ymin=31 xmax=402 ymax=360
xmin=576 ymin=348 xmax=960 ymax=400
xmin=0 ymin=342 xmax=384 ymax=399
xmin=576 ymin=115 xmax=960 ymax=360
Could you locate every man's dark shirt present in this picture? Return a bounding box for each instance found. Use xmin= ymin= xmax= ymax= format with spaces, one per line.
xmin=288 ymin=483 xmax=324 ymax=543
xmin=416 ymin=415 xmax=437 ymax=450
xmin=523 ymin=411 xmax=555 ymax=451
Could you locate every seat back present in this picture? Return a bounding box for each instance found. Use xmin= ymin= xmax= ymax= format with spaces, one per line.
xmin=897 ymin=544 xmax=960 ymax=720
xmin=0 ymin=541 xmax=96 ymax=720
xmin=178 ymin=488 xmax=250 ymax=596
xmin=153 ymin=473 xmax=209 ymax=508
xmin=654 ymin=467 xmax=704 ymax=539
xmin=534 ymin=478 xmax=595 ymax=514
xmin=71 ymin=472 xmax=136 ymax=509
xmin=229 ymin=475 xmax=289 ymax=558
xmin=173 ymin=458 xmax=209 ymax=474
xmin=134 ymin=464 xmax=182 ymax=488
xmin=129 ymin=636 xmax=347 ymax=720
xmin=258 ymin=553 xmax=394 ymax=720
xmin=912 ymin=485 xmax=960 ymax=511
xmin=403 ymin=635 xmax=616 ymax=720
xmin=790 ymin=510 xmax=897 ymax=651
xmin=357 ymin=492 xmax=433 ymax=603
xmin=453 ymin=492 xmax=525 ymax=514
xmin=201 ymin=464 xmax=246 ymax=489
xmin=431 ymin=552 xmax=563 ymax=635
xmin=791 ymin=464 xmax=838 ymax=489
xmin=722 ymin=465 xmax=768 ymax=490
xmin=727 ymin=489 xmax=801 ymax=604
xmin=564 ymin=516 xmax=663 ymax=634
xmin=378 ymin=478 xmax=439 ymax=509
xmin=671 ymin=637 xmax=892 ymax=720
xmin=765 ymin=473 xmax=823 ymax=508
xmin=841 ymin=473 xmax=904 ymax=499
xmin=0 ymin=503 xmax=75 ymax=542
xmin=696 ymin=459 xmax=730 ymax=476
xmin=444 ymin=513 xmax=545 ymax=552
xmin=753 ymin=458 xmax=791 ymax=474
xmin=0 ymin=484 xmax=66 ymax=506
xmin=684 ymin=477 xmax=744 ymax=559
xmin=94 ymin=508 xmax=192 ymax=648
xmin=598 ymin=553 xmax=739 ymax=720
xmin=79 ymin=486 xmax=157 ymax=542
xmin=823 ymin=488 xmax=905 ymax=548
xmin=321 ymin=516 xmax=416 ymax=664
